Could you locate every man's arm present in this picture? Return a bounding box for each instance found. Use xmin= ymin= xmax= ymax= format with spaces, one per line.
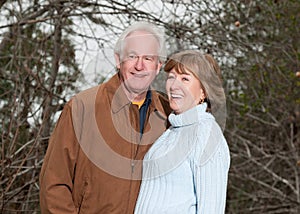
xmin=39 ymin=103 xmax=79 ymax=214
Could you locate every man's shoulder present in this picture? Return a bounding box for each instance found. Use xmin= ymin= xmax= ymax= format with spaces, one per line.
xmin=68 ymin=85 xmax=99 ymax=105
xmin=152 ymin=90 xmax=172 ymax=117
xmin=152 ymin=89 xmax=167 ymax=100
xmin=154 ymin=91 xmax=169 ymax=107
xmin=73 ymin=74 xmax=119 ymax=101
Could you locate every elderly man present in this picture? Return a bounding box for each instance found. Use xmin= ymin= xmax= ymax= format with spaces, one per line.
xmin=39 ymin=21 xmax=171 ymax=213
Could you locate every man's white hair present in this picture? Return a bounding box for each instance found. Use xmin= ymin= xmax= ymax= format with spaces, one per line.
xmin=114 ymin=21 xmax=167 ymax=63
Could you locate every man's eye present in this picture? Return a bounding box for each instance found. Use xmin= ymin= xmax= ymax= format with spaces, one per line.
xmin=145 ymin=56 xmax=154 ymax=61
xmin=128 ymin=54 xmax=137 ymax=59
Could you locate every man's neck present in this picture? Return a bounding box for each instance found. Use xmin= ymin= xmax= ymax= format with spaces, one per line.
xmin=131 ymin=92 xmax=147 ymax=102
xmin=121 ymin=84 xmax=147 ymax=102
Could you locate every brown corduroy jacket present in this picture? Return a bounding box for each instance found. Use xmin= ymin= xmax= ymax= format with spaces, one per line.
xmin=39 ymin=73 xmax=171 ymax=213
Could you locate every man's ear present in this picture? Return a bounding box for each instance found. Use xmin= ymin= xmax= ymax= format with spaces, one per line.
xmin=156 ymin=61 xmax=163 ymax=75
xmin=114 ymin=53 xmax=121 ymax=69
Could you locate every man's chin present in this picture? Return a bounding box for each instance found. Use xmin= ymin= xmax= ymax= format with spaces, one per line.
xmin=124 ymin=85 xmax=148 ymax=95
xmin=130 ymin=88 xmax=148 ymax=95
xmin=127 ymin=83 xmax=150 ymax=93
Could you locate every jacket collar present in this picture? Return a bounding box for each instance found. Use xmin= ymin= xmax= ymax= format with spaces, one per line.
xmin=107 ymin=73 xmax=166 ymax=118
xmin=108 ymin=73 xmax=131 ymax=114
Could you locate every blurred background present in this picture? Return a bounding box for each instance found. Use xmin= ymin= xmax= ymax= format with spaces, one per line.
xmin=0 ymin=0 xmax=299 ymax=213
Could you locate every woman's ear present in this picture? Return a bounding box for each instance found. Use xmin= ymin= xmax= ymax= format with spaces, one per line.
xmin=199 ymin=88 xmax=206 ymax=104
xmin=201 ymin=88 xmax=206 ymax=99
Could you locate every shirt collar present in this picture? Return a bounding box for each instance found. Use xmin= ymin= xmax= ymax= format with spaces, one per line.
xmin=168 ymin=103 xmax=213 ymax=127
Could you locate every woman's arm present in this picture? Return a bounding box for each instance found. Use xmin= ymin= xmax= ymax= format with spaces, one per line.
xmin=193 ymin=137 xmax=230 ymax=213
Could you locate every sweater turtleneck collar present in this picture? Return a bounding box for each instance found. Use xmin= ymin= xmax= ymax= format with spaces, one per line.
xmin=168 ymin=103 xmax=213 ymax=128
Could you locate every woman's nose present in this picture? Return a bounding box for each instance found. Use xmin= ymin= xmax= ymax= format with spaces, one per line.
xmin=170 ymin=78 xmax=181 ymax=89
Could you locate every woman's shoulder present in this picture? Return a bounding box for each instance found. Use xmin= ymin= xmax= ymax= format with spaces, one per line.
xmin=192 ymin=118 xmax=226 ymax=165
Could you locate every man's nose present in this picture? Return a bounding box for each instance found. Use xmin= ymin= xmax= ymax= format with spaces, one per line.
xmin=134 ymin=56 xmax=144 ymax=71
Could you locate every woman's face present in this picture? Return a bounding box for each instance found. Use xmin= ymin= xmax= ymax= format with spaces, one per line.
xmin=166 ymin=68 xmax=205 ymax=114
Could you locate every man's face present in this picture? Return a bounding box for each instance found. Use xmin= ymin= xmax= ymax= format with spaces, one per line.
xmin=115 ymin=31 xmax=162 ymax=97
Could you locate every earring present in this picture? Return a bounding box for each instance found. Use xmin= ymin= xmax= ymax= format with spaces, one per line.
xmin=199 ymin=98 xmax=205 ymax=104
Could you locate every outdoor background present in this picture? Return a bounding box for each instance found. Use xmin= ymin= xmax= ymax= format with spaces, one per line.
xmin=0 ymin=0 xmax=299 ymax=213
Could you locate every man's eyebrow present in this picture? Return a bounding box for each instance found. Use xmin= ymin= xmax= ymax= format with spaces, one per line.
xmin=126 ymin=50 xmax=137 ymax=54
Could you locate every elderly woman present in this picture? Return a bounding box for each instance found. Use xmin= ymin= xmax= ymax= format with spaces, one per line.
xmin=135 ymin=50 xmax=230 ymax=214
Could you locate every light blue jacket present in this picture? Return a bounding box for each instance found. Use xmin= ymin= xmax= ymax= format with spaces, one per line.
xmin=134 ymin=103 xmax=230 ymax=214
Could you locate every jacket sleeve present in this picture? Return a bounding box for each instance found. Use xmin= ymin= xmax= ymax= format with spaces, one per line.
xmin=193 ymin=125 xmax=230 ymax=213
xmin=39 ymin=102 xmax=79 ymax=214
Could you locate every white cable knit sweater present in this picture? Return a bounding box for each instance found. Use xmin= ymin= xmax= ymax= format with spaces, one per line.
xmin=134 ymin=103 xmax=230 ymax=214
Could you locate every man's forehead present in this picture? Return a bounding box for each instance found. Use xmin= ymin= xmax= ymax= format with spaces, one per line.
xmin=123 ymin=31 xmax=159 ymax=55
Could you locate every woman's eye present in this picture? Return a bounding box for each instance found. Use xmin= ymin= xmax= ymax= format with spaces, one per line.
xmin=167 ymin=75 xmax=175 ymax=79
xmin=182 ymin=77 xmax=189 ymax=81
